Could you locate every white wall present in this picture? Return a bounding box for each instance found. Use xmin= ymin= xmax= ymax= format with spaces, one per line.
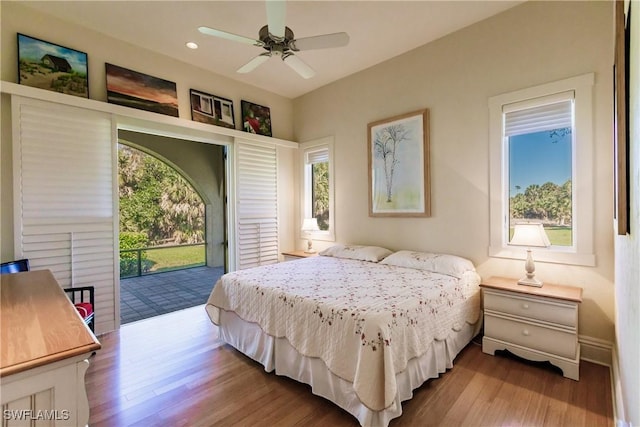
xmin=293 ymin=1 xmax=615 ymax=344
xmin=614 ymin=0 xmax=640 ymax=423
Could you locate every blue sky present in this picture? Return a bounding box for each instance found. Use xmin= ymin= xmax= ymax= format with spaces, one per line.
xmin=509 ymin=128 xmax=572 ymax=197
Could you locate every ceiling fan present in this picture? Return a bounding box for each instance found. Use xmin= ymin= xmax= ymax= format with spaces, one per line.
xmin=198 ymin=1 xmax=349 ymax=79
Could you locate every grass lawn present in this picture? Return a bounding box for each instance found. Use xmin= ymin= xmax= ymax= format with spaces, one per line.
xmin=544 ymin=226 xmax=572 ymax=246
xmin=509 ymin=226 xmax=572 ymax=247
xmin=145 ymin=245 xmax=206 ymax=272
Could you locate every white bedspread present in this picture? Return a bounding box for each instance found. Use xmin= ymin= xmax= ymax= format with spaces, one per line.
xmin=206 ymin=256 xmax=480 ymax=411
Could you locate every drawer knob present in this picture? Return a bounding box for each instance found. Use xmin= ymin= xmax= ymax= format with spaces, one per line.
xmin=522 ymin=329 xmax=530 ymax=336
xmin=522 ymin=303 xmax=530 ymax=309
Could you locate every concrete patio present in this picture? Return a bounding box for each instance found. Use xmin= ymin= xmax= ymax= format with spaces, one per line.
xmin=120 ymin=266 xmax=224 ymax=324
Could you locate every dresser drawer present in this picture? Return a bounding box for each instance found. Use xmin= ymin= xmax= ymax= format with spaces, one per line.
xmin=485 ymin=313 xmax=577 ymax=359
xmin=484 ymin=290 xmax=578 ymax=327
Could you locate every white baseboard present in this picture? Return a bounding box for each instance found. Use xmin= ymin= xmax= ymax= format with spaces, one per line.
xmin=611 ymin=345 xmax=631 ymax=427
xmin=581 ymin=337 xmax=631 ymax=426
xmin=578 ymin=334 xmax=613 ymax=366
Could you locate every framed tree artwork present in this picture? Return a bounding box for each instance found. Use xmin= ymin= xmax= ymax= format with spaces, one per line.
xmin=368 ymin=109 xmax=430 ymax=217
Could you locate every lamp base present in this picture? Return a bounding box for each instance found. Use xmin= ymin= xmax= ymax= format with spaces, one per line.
xmin=518 ymin=277 xmax=543 ymax=287
xmin=304 ymin=238 xmax=316 ymax=254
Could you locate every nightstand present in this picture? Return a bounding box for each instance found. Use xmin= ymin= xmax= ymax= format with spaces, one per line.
xmin=281 ymin=250 xmax=318 ymax=262
xmin=480 ymin=276 xmax=583 ymax=380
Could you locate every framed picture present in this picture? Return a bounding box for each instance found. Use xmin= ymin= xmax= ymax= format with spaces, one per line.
xmin=17 ymin=33 xmax=88 ymax=98
xmin=614 ymin=0 xmax=630 ymax=235
xmin=190 ymin=89 xmax=235 ymax=129
xmin=368 ymin=109 xmax=430 ymax=217
xmin=105 ymin=63 xmax=178 ymax=117
xmin=241 ymin=100 xmax=272 ymax=136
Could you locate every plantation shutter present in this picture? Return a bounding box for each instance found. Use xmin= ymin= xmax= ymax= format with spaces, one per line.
xmin=13 ymin=97 xmax=116 ymax=333
xmin=235 ymin=141 xmax=278 ymax=269
xmin=503 ymin=91 xmax=574 ymax=137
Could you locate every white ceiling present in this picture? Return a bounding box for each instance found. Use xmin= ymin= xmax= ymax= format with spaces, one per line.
xmin=22 ymin=1 xmax=523 ymax=99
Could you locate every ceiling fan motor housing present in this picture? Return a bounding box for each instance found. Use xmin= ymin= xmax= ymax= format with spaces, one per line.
xmin=259 ymin=25 xmax=296 ymax=55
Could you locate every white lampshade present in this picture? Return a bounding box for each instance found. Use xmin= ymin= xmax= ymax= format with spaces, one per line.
xmin=301 ymin=218 xmax=320 ymax=232
xmin=510 ymin=223 xmax=551 ymax=248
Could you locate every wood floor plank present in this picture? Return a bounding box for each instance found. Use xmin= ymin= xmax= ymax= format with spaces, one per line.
xmin=86 ymin=305 xmax=614 ymax=426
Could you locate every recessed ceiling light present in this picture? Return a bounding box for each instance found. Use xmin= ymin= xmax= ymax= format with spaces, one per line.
xmin=186 ymin=42 xmax=198 ymax=49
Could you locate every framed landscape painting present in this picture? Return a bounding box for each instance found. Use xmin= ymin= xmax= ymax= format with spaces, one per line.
xmin=368 ymin=109 xmax=431 ymax=217
xmin=17 ymin=33 xmax=88 ymax=98
xmin=190 ymin=89 xmax=235 ymax=129
xmin=241 ymin=100 xmax=272 ymax=136
xmin=106 ymin=63 xmax=178 ymax=117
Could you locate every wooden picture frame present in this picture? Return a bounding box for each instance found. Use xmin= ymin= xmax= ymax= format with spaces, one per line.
xmin=614 ymin=0 xmax=630 ymax=235
xmin=106 ymin=63 xmax=178 ymax=117
xmin=241 ymin=100 xmax=272 ymax=136
xmin=17 ymin=33 xmax=89 ymax=98
xmin=368 ymin=109 xmax=430 ymax=217
xmin=190 ymin=89 xmax=235 ymax=129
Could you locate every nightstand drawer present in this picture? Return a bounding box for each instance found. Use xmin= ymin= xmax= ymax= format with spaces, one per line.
xmin=484 ymin=290 xmax=578 ymax=327
xmin=485 ymin=313 xmax=577 ymax=359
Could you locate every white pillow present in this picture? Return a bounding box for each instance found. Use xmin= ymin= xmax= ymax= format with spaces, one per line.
xmin=380 ymin=250 xmax=475 ymax=278
xmin=319 ymin=244 xmax=393 ymax=262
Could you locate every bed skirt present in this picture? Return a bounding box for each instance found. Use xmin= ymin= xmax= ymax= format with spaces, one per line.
xmin=207 ymin=307 xmax=482 ymax=427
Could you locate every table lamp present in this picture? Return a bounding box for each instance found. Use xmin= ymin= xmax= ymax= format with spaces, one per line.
xmin=509 ymin=222 xmax=551 ymax=287
xmin=301 ymin=218 xmax=320 ymax=253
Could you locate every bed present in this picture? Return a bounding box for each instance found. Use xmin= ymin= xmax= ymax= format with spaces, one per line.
xmin=205 ymin=245 xmax=482 ymax=426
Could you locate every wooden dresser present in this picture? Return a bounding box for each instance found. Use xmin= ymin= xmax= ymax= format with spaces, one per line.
xmin=480 ymin=276 xmax=582 ymax=380
xmin=1 ymin=270 xmax=101 ymax=426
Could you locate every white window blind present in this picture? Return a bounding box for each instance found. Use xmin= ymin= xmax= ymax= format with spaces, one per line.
xmin=305 ymin=146 xmax=329 ymax=164
xmin=235 ymin=141 xmax=278 ymax=269
xmin=504 ymin=92 xmax=574 ymax=137
xmin=13 ymin=97 xmax=116 ymax=333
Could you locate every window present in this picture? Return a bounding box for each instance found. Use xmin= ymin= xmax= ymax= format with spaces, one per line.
xmin=489 ymin=73 xmax=595 ymax=266
xmin=506 ymin=93 xmax=574 ymax=247
xmin=300 ymin=136 xmax=335 ymax=242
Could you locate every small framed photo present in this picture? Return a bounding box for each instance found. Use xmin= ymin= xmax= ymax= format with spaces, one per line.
xmin=241 ymin=100 xmax=272 ymax=137
xmin=17 ymin=33 xmax=89 ymax=98
xmin=106 ymin=63 xmax=178 ymax=117
xmin=190 ymin=89 xmax=235 ymax=129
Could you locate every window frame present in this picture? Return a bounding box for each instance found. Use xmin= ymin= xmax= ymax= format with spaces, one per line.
xmin=300 ymin=136 xmax=335 ymax=243
xmin=488 ymin=73 xmax=595 ymax=266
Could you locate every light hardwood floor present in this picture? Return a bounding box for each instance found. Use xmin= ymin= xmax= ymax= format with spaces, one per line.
xmin=86 ymin=305 xmax=613 ymax=426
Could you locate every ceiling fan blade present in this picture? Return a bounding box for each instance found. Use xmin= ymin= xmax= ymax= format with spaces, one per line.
xmin=283 ymin=53 xmax=315 ymax=79
xmin=237 ymin=53 xmax=271 ymax=74
xmin=198 ymin=26 xmax=262 ymax=46
xmin=266 ymin=0 xmax=286 ymax=39
xmin=290 ymin=32 xmax=350 ymax=51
